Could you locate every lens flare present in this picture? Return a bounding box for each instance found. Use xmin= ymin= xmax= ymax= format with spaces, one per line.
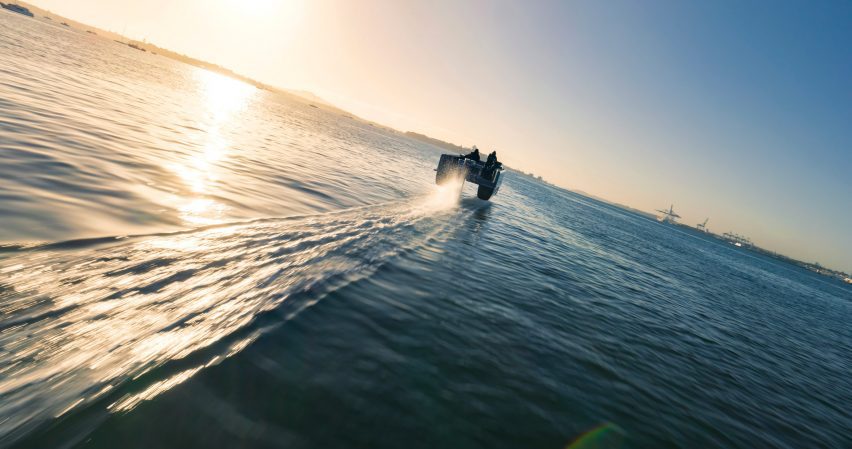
xmin=565 ymin=423 xmax=625 ymax=449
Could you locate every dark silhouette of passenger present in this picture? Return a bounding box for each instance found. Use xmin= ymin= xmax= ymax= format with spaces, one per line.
xmin=483 ymin=151 xmax=501 ymax=179
xmin=463 ymin=148 xmax=481 ymax=162
xmin=485 ymin=151 xmax=497 ymax=166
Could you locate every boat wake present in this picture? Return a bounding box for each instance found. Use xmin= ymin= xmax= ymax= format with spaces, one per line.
xmin=0 ymin=186 xmax=473 ymax=446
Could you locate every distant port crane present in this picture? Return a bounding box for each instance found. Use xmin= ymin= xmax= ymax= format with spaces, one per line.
xmin=697 ymin=218 xmax=709 ymax=231
xmin=655 ymin=204 xmax=681 ymax=224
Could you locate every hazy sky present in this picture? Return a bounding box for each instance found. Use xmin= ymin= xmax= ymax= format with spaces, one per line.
xmin=29 ymin=0 xmax=852 ymax=271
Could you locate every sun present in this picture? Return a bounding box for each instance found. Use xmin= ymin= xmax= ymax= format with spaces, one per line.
xmin=213 ymin=0 xmax=306 ymax=36
xmin=220 ymin=0 xmax=299 ymax=17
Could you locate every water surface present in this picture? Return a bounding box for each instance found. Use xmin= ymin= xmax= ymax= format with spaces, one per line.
xmin=1 ymin=11 xmax=850 ymax=449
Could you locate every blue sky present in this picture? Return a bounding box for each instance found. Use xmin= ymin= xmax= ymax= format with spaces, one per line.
xmin=33 ymin=0 xmax=852 ymax=271
xmin=504 ymin=0 xmax=852 ymax=270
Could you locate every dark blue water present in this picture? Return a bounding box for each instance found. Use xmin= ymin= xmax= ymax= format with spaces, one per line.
xmin=1 ymin=10 xmax=850 ymax=449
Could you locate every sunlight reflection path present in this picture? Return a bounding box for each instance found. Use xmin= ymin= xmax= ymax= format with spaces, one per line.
xmin=169 ymin=70 xmax=256 ymax=225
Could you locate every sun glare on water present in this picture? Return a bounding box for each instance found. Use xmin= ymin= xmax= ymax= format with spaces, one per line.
xmin=198 ymin=70 xmax=255 ymax=121
xmin=168 ymin=70 xmax=256 ymax=225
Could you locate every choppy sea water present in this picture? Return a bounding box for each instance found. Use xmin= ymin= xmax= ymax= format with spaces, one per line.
xmin=1 ymin=10 xmax=850 ymax=449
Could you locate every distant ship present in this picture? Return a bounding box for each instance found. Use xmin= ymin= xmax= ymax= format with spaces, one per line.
xmin=1 ymin=3 xmax=34 ymax=17
xmin=722 ymin=232 xmax=752 ymax=248
xmin=655 ymin=204 xmax=681 ymax=224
